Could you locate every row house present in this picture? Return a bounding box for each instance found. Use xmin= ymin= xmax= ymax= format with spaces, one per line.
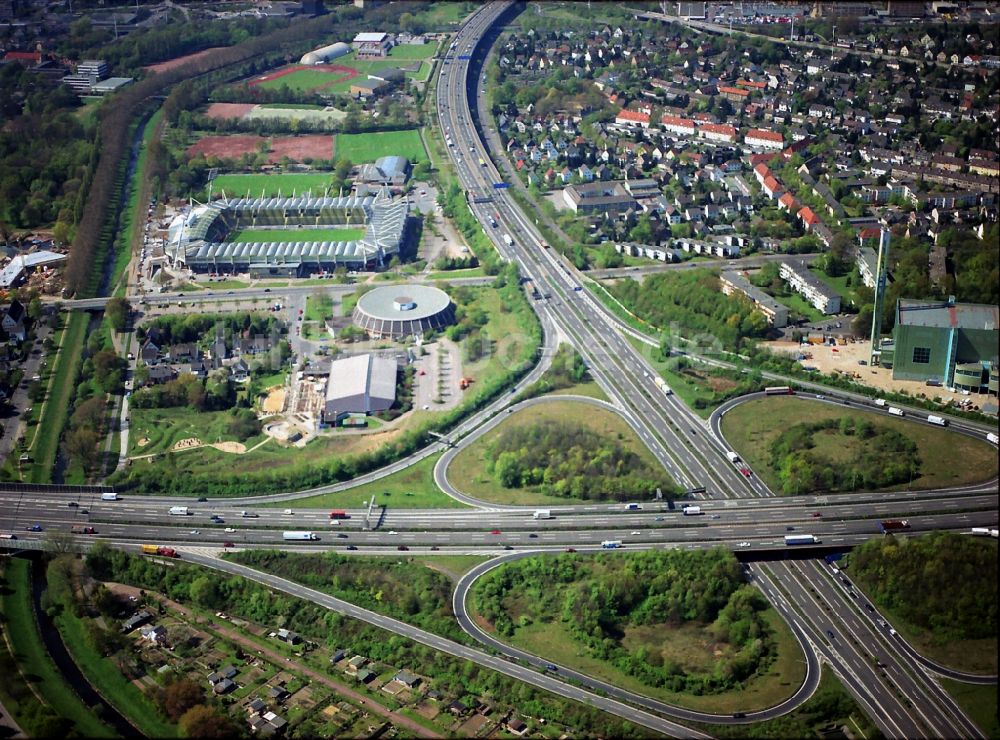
xmin=719 ymin=271 xmax=788 ymax=328
xmin=660 ymin=114 xmax=696 ymax=138
xmin=744 ymin=128 xmax=784 ymax=151
xmin=697 ymin=123 xmax=736 ymax=144
xmin=615 ymin=109 xmax=651 ymax=129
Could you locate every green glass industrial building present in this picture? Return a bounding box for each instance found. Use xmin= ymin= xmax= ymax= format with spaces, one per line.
xmin=883 ymin=298 xmax=999 ymax=395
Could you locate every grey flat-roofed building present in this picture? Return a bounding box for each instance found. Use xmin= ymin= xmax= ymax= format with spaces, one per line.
xmin=91 ymin=77 xmax=133 ymax=95
xmin=780 ymin=259 xmax=841 ymax=314
xmin=562 ymin=182 xmax=635 ymax=215
xmin=720 ymin=271 xmax=789 ymax=328
xmin=353 ymin=284 xmax=454 ymax=339
xmin=323 ymin=354 xmax=397 ymax=422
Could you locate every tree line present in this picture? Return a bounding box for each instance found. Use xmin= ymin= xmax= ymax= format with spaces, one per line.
xmin=474 ymin=549 xmax=778 ymax=693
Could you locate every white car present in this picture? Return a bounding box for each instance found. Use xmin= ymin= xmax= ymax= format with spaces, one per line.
xmin=388 ymin=530 xmax=398 ymax=535
xmin=190 ymin=530 xmax=200 ymax=535
xmin=738 ymin=541 xmax=751 ymax=547
xmin=224 ymin=527 xmax=236 ymax=533
xmin=630 ymin=531 xmax=641 ymax=535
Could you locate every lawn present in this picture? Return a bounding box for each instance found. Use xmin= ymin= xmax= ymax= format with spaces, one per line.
xmin=812 ymin=266 xmax=865 ymax=310
xmin=419 ymin=1 xmax=476 ymax=26
xmin=774 ymin=291 xmax=826 ymax=323
xmin=0 ymin=559 xmax=116 ymax=738
xmin=230 ymin=227 xmax=367 ymax=243
xmin=211 ymin=172 xmax=335 ymax=199
xmin=386 ymin=43 xmax=439 ymax=60
xmin=468 ymin=558 xmax=806 ymax=714
xmin=303 ymin=292 xmax=334 ymax=323
xmin=265 ymin=452 xmax=467 ymax=510
xmin=448 ymin=400 xmax=668 ymax=506
xmin=334 ymin=129 xmax=428 ymax=164
xmin=129 ymin=407 xmax=270 ymax=457
xmin=720 ymin=396 xmax=999 ymax=493
xmin=29 ymin=312 xmax=88 ymax=483
xmin=939 ymin=678 xmax=1000 ymax=738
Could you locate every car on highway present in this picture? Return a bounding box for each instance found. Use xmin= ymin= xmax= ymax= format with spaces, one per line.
xmin=826 ymin=629 xmax=836 ymax=639
xmin=80 ymin=508 xmax=88 ymax=514
xmin=866 ymin=603 xmax=875 ymax=612
xmin=732 ymin=713 xmax=746 ymax=719
xmin=565 ymin=547 xmax=576 ymax=553
xmin=346 ymin=545 xmax=358 ymax=550
xmin=223 ymin=541 xmax=235 ymax=548
xmin=503 ymin=545 xmax=513 ymax=550
xmin=545 ymin=664 xmax=557 ymax=671
xmin=68 ymin=501 xmax=78 ymax=507
xmin=812 ymin=512 xmax=822 ymax=517
xmin=489 ymin=529 xmax=502 ymax=534
xmin=786 ymin=526 xmax=795 ymax=531
xmin=528 ymin=533 xmax=538 ymax=538
xmin=190 ymin=530 xmax=200 ymax=535
xmin=654 ymin=516 xmax=665 ymax=521
xmin=710 ymin=514 xmax=720 ymax=519
xmin=430 ymin=546 xmax=440 ymax=550
xmin=224 ymin=527 xmax=236 ymax=533
xmin=739 ymin=467 xmax=753 ymax=477
xmin=630 ymin=531 xmax=641 ymax=535
xmin=26 ymin=524 xmax=42 ymax=532
xmin=397 ymin=545 xmax=409 ymax=551
xmin=387 ymin=530 xmax=398 ymax=535
xmin=737 ymin=541 xmax=751 ymax=547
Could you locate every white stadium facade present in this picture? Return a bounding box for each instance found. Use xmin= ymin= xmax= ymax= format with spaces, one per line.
xmin=165 ymin=187 xmax=409 ymax=277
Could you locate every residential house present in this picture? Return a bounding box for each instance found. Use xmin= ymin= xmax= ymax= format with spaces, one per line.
xmin=1 ymin=301 xmax=25 ymax=341
xmin=697 ymin=123 xmax=736 ymax=143
xmin=145 ymin=365 xmax=177 ymax=385
xmin=614 ymin=109 xmax=651 ymax=128
xmin=141 ymin=624 xmax=167 ymax=645
xmin=744 ymin=128 xmax=784 ymax=151
xmin=121 ymin=611 xmax=152 ymax=633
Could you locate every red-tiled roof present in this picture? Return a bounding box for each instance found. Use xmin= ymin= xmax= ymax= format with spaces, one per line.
xmin=616 ymin=109 xmax=650 ymax=123
xmin=718 ymin=86 xmax=750 ymax=97
xmin=660 ymin=114 xmax=695 ymax=129
xmin=746 ymin=128 xmax=784 ymax=143
xmin=698 ymin=123 xmax=736 ymax=137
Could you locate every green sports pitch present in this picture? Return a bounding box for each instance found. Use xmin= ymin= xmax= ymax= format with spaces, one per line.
xmin=229 ymin=227 xmax=368 ymax=243
xmin=211 ymin=173 xmax=336 ymax=199
xmin=334 ymin=129 xmax=428 ymax=164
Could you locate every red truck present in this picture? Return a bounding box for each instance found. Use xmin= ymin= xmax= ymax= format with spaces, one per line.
xmin=141 ymin=544 xmax=179 ymax=558
xmin=329 ymin=510 xmax=350 ymax=520
xmin=878 ymin=520 xmax=910 ymax=534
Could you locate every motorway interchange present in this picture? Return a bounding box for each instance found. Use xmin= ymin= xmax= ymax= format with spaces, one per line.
xmin=3 ymin=2 xmax=999 ymax=737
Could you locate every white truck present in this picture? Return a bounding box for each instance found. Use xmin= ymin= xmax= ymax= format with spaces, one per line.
xmin=874 ymin=398 xmax=887 ymax=407
xmin=600 ymin=540 xmax=623 ymax=549
xmin=888 ymin=406 xmax=904 ymax=417
xmin=533 ymin=509 xmax=552 ymax=520
xmin=654 ymin=376 xmax=673 ymax=395
xmin=624 ymin=503 xmax=642 ymax=510
xmin=283 ymin=531 xmax=319 ymax=541
xmin=726 ymin=451 xmax=740 ymax=463
xmin=987 ymin=432 xmax=999 ymax=445
xmin=168 ymin=506 xmax=189 ymax=516
xmin=682 ymin=505 xmax=702 ymax=516
xmin=101 ymin=492 xmax=118 ymax=501
xmin=502 ymin=234 xmax=514 ymax=247
xmin=926 ymin=415 xmax=947 ymax=426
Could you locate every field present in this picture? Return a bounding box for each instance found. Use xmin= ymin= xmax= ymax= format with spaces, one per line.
xmin=720 ymin=396 xmax=998 ymax=492
xmin=266 ymin=449 xmax=463 ymax=510
xmin=940 ymin=678 xmax=1000 ymax=738
xmin=469 ymin=557 xmax=806 ymax=714
xmin=187 ymin=135 xmax=333 ymax=164
xmin=211 ymin=172 xmax=334 ymax=198
xmin=448 ymin=400 xmax=664 ymax=505
xmin=230 ymin=227 xmax=367 ymax=243
xmin=334 ymin=129 xmax=428 ymax=164
xmin=251 ymin=64 xmax=359 ymax=93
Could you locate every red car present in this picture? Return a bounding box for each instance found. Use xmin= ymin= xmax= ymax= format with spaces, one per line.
xmin=489 ymin=529 xmax=502 ymax=534
xmin=740 ymin=467 xmax=753 ymax=477
xmin=223 ymin=541 xmax=235 ymax=548
xmin=812 ymin=512 xmax=822 ymax=518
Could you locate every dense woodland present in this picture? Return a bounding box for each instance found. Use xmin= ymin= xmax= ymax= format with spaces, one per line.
xmin=769 ymin=417 xmax=921 ymax=495
xmin=484 ymin=419 xmax=672 ymax=500
xmin=81 ymin=544 xmax=658 ymax=739
xmin=475 ymin=549 xmax=778 ymax=693
xmin=848 ymin=532 xmax=997 ymax=643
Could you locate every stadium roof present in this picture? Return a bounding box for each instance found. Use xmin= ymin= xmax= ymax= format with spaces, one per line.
xmin=166 ymin=189 xmax=408 ymax=267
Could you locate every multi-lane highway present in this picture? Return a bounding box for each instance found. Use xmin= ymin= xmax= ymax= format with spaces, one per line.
xmin=2 ymin=2 xmax=997 ymax=737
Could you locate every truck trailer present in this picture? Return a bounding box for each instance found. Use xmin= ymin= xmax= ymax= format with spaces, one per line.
xmin=682 ymin=505 xmax=702 ymax=516
xmin=926 ymin=415 xmax=947 ymax=426
xmin=141 ymin=544 xmax=179 ymax=558
xmin=887 ymin=407 xmax=904 ymax=417
xmin=785 ymin=534 xmax=819 ymax=545
xmin=601 ymin=540 xmax=623 ymax=549
xmin=987 ymin=433 xmax=999 ymax=445
xmin=654 ymin=376 xmax=673 ymax=395
xmin=502 ymin=234 xmax=514 ymax=247
xmin=878 ymin=520 xmax=910 ymax=534
xmin=283 ymin=531 xmax=319 ymax=541
xmin=101 ymin=492 xmax=118 ymax=501
xmin=726 ymin=451 xmax=740 ymax=463
xmin=168 ymin=506 xmax=189 ymax=516
xmin=533 ymin=509 xmax=552 ymax=520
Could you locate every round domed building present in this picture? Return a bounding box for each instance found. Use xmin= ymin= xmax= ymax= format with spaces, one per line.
xmin=352 ymin=284 xmax=455 ymax=340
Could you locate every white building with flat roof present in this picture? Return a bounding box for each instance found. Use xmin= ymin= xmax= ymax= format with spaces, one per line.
xmin=323 ymin=354 xmax=397 ymax=423
xmin=780 ymin=259 xmax=841 ymax=314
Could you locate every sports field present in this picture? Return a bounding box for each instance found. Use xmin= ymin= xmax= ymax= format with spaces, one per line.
xmin=230 ymin=227 xmax=367 ymax=243
xmin=253 ymin=47 xmax=434 ymax=95
xmin=334 ymin=129 xmax=428 ymax=164
xmin=212 ymin=172 xmax=335 ymax=198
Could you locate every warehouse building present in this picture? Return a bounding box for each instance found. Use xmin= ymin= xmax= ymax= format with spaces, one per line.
xmin=884 ymin=298 xmax=998 ymax=394
xmin=323 ymin=353 xmax=397 ymax=424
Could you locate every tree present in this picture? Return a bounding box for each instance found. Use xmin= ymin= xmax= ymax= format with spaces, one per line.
xmin=65 ymin=427 xmax=101 ymax=472
xmin=179 ymin=705 xmax=240 ymax=739
xmin=104 ymin=297 xmax=131 ymax=332
xmin=162 ymin=680 xmax=204 ymax=722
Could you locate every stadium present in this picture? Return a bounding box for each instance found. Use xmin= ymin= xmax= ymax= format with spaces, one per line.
xmin=353 ymin=284 xmax=455 ymax=339
xmin=165 ymin=187 xmax=409 ymax=276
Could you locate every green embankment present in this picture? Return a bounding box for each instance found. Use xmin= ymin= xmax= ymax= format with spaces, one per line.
xmin=720 ymin=396 xmax=998 ymax=493
xmin=0 ymin=559 xmax=116 ymax=738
